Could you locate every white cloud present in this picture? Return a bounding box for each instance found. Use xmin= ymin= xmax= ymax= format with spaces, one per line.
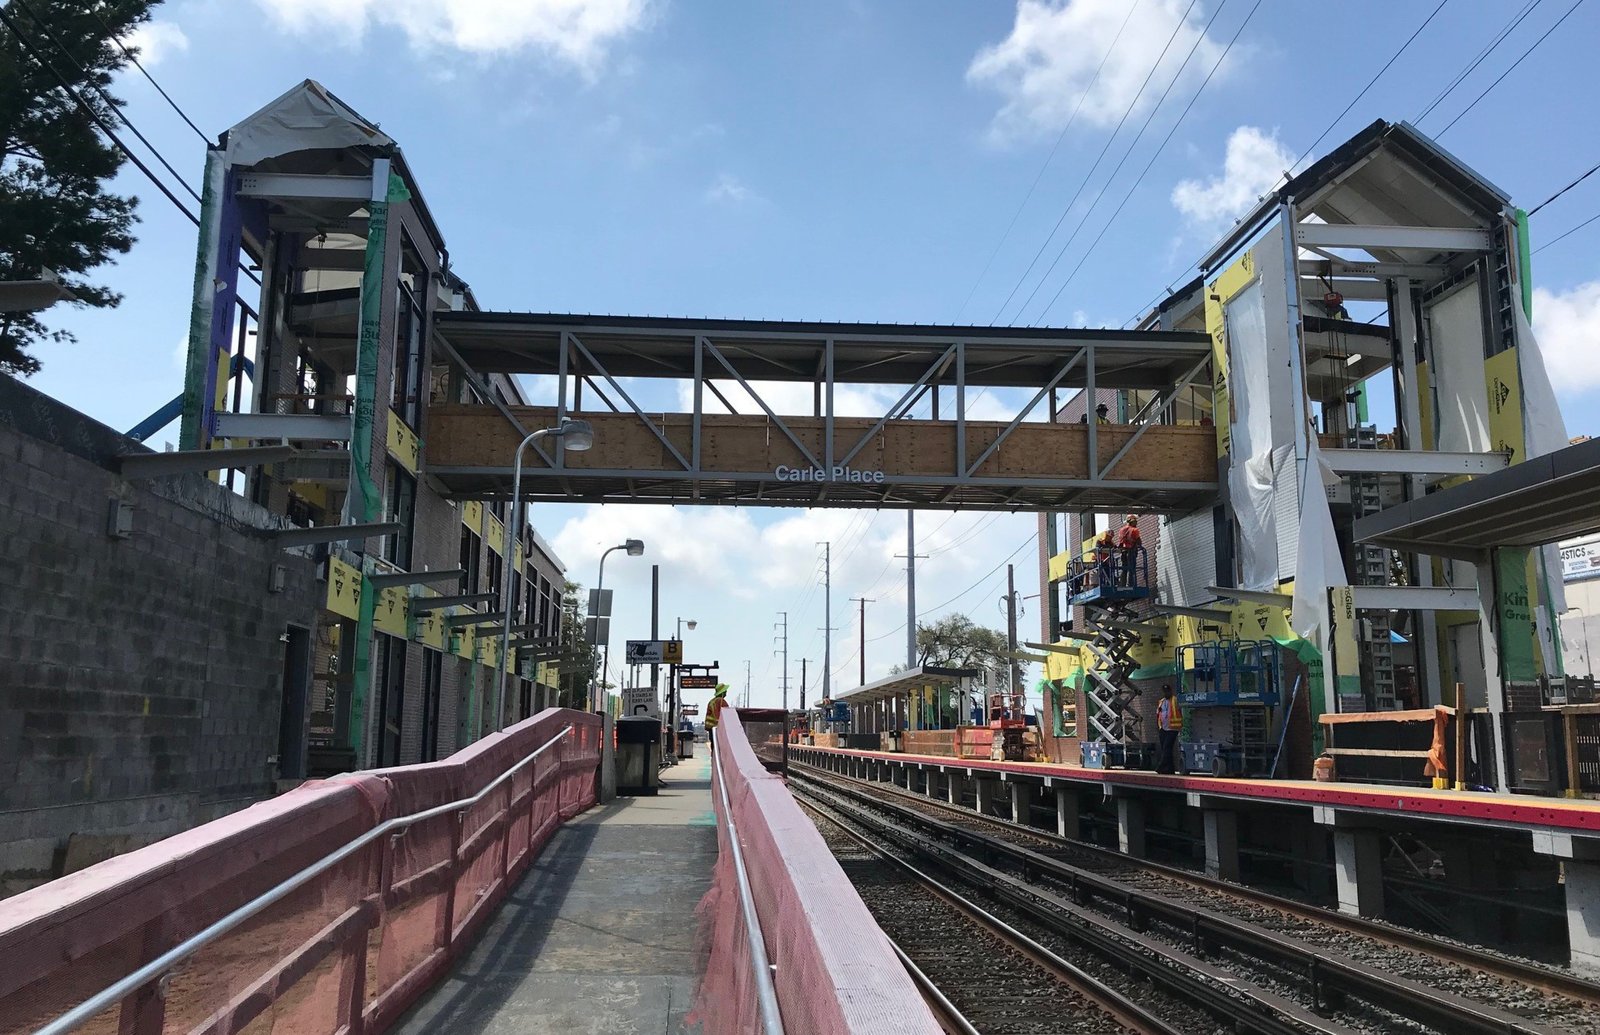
xmin=1170 ymin=125 xmax=1293 ymax=228
xmin=1533 ymin=280 xmax=1600 ymax=394
xmin=969 ymin=0 xmax=1226 ymax=142
xmin=252 ymin=0 xmax=649 ymax=73
xmin=122 ymin=21 xmax=189 ymax=66
xmin=704 ymin=173 xmax=755 ymax=204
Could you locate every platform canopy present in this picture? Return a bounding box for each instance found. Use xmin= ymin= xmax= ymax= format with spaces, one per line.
xmin=834 ymin=666 xmax=981 ymax=708
xmin=1354 ymin=437 xmax=1600 ymax=558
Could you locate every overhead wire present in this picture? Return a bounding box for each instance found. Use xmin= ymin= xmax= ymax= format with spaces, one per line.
xmin=1034 ymin=0 xmax=1264 ymax=324
xmin=92 ymin=8 xmax=210 ymax=143
xmin=1414 ymin=0 xmax=1543 ymax=125
xmin=1288 ymin=0 xmax=1451 ymax=173
xmin=952 ymin=0 xmax=1143 ymax=323
xmin=1014 ymin=0 xmax=1231 ymax=326
xmin=1527 ymin=159 xmax=1600 ymax=217
xmin=988 ymin=0 xmax=1202 ymax=326
xmin=1435 ymin=0 xmax=1587 ymax=137
xmin=1533 ymin=210 xmax=1600 ymax=253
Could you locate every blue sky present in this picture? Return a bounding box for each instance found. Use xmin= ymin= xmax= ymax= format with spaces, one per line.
xmin=22 ymin=0 xmax=1600 ymax=708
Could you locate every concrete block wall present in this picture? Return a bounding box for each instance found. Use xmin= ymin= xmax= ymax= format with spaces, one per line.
xmin=0 ymin=376 xmax=321 ymax=896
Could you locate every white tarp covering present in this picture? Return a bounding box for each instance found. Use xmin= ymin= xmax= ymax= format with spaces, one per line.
xmin=1426 ymin=282 xmax=1492 ymax=453
xmin=1291 ymin=437 xmax=1346 ymax=647
xmin=1222 ymin=277 xmax=1287 ymax=589
xmin=224 ymin=79 xmax=393 ymax=168
xmin=1515 ymin=301 xmax=1571 ymax=670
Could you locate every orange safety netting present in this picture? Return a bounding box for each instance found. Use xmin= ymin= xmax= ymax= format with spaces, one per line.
xmin=689 ymin=710 xmax=940 ymax=1035
xmin=0 ymin=708 xmax=600 ymax=1035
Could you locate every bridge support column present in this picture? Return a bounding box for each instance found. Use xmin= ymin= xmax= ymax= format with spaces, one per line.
xmin=1011 ymin=783 xmax=1035 ymax=826
xmin=1188 ymin=794 xmax=1240 ymax=882
xmin=1054 ymin=783 xmax=1081 ymax=839
xmin=947 ymin=772 xmax=967 ymax=806
xmin=1117 ymin=797 xmax=1146 ymax=857
xmin=926 ymin=770 xmax=941 ymax=798
xmin=1535 ymin=832 xmax=1600 ymax=977
xmin=1316 ymin=808 xmax=1385 ymax=919
xmin=975 ymin=779 xmax=996 ymax=817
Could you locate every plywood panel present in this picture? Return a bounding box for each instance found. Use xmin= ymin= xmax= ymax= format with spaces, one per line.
xmin=426 ymin=405 xmax=1215 ymax=485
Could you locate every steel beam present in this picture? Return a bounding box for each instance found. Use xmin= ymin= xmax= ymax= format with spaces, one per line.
xmin=213 ymin=412 xmax=352 ymax=441
xmin=569 ymin=332 xmax=691 ymax=470
xmin=370 ymin=568 xmax=465 ymax=590
xmin=703 ymin=336 xmax=820 ymax=470
xmin=1322 ymin=448 xmax=1510 ymax=476
xmin=117 ymin=445 xmax=292 ymax=479
xmin=1207 ymin=586 xmax=1292 ymax=606
xmin=236 ymin=172 xmax=371 ymax=201
xmin=268 ymin=521 xmax=399 ymax=547
xmin=1349 ymin=585 xmax=1478 ymax=611
xmin=1293 ymin=222 xmax=1491 ymax=253
xmin=410 ymin=592 xmax=499 ymax=613
xmin=964 ymin=349 xmax=1084 ymax=477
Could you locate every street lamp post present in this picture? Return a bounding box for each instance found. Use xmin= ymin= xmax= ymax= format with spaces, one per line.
xmin=671 ymin=617 xmax=696 ymax=761
xmin=595 ymin=539 xmax=646 ymax=711
xmin=495 ymin=419 xmax=594 ymax=734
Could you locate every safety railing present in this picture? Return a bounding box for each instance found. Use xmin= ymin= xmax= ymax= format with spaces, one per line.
xmin=712 ymin=740 xmax=785 ymax=1035
xmin=1 ymin=708 xmax=600 ymax=1035
xmin=695 ymin=710 xmax=940 ymax=1034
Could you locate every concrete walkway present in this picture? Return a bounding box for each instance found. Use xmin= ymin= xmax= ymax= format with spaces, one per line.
xmin=392 ymin=753 xmax=717 ymax=1035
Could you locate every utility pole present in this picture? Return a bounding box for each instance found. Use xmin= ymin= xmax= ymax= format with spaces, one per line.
xmin=650 ymin=564 xmax=660 ymax=698
xmin=775 ymin=611 xmax=790 ymax=773
xmin=1006 ymin=564 xmax=1021 ymax=696
xmin=817 ymin=542 xmax=833 ymax=700
xmin=774 ymin=610 xmax=790 ymax=709
xmin=850 ymin=596 xmax=874 ymax=685
xmin=743 ymin=659 xmax=752 ymax=708
xmin=800 ymin=658 xmax=808 ymax=712
xmin=896 ymin=513 xmax=929 ymax=669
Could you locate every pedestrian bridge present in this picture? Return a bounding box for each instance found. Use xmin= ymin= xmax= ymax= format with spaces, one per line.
xmin=0 ymin=711 xmax=937 ymax=1035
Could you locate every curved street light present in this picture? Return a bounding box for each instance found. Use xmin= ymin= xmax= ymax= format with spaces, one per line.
xmin=494 ymin=418 xmax=594 ymax=732
xmin=594 ymin=539 xmax=646 ymax=710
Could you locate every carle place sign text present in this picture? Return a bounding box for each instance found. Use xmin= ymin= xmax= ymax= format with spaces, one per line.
xmin=773 ymin=464 xmax=886 ymax=485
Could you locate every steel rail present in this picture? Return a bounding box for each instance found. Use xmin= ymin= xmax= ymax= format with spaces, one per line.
xmin=797 ymin=769 xmax=1563 ymax=1035
xmin=885 ymin=942 xmax=981 ymax=1035
xmin=795 ymin=755 xmax=1600 ymax=1007
xmin=38 ymin=724 xmax=581 ymax=1035
xmin=799 ymin=783 xmax=1335 ymax=1035
xmin=712 ymin=742 xmax=786 ymax=1035
xmin=807 ymin=795 xmax=1183 ymax=1035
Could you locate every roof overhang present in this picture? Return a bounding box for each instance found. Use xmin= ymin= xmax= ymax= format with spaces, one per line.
xmin=835 ymin=666 xmax=981 ymax=707
xmin=1354 ymin=438 xmax=1600 ymax=558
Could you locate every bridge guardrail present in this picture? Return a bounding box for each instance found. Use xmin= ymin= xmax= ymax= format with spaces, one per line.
xmin=694 ymin=710 xmax=940 ymax=1035
xmin=1 ymin=708 xmax=601 ymax=1035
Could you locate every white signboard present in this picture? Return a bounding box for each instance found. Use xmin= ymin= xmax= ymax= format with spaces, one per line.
xmin=625 ymin=639 xmax=682 ymax=664
xmin=1562 ymin=535 xmax=1600 ymax=583
xmin=623 ymin=686 xmax=660 ymax=718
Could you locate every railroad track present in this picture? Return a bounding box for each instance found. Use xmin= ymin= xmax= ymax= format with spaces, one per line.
xmin=790 ymin=758 xmax=1600 ymax=1018
xmin=793 ymin=767 xmax=1589 ymax=1035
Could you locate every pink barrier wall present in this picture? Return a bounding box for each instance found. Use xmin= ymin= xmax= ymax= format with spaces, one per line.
xmin=694 ymin=711 xmax=940 ymax=1035
xmin=0 ymin=708 xmax=601 ymax=1035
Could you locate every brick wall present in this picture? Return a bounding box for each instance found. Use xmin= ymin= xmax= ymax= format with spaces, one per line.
xmin=0 ymin=376 xmax=320 ymax=896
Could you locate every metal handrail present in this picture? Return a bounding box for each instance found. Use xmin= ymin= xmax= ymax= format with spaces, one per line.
xmin=713 ymin=738 xmax=786 ymax=1035
xmin=37 ymin=723 xmax=579 ymax=1035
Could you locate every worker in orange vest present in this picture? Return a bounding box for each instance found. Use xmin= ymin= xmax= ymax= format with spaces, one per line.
xmin=703 ymin=685 xmax=730 ymax=748
xmin=1155 ymin=683 xmax=1183 ymax=774
xmin=1094 ymin=529 xmax=1117 ymax=588
xmin=1115 ymin=514 xmax=1142 ymax=587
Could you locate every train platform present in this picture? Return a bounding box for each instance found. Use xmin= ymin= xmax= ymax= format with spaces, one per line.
xmin=795 ymin=744 xmax=1600 ymax=836
xmin=391 ymin=754 xmax=718 ymax=1035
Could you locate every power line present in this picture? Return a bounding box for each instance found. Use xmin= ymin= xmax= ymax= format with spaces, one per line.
xmin=1014 ymin=0 xmax=1229 ymax=326
xmin=952 ymin=0 xmax=1143 ymax=322
xmin=1035 ymin=0 xmax=1264 ymax=324
xmin=1415 ymin=0 xmax=1543 ymax=125
xmin=92 ymin=8 xmax=209 ymax=143
xmin=1435 ymin=0 xmax=1586 ymax=137
xmin=989 ymin=0 xmax=1202 ymax=325
xmin=12 ymin=0 xmax=201 ymax=206
xmin=1528 ymin=159 xmax=1600 ymax=216
xmin=865 ymin=529 xmax=1042 ymax=646
xmin=1289 ymin=0 xmax=1451 ymax=172
xmin=1533 ymin=210 xmax=1600 ymax=253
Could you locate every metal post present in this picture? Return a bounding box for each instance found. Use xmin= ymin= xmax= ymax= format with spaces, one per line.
xmin=904 ymin=514 xmax=917 ymax=668
xmin=851 ymin=596 xmax=873 ymax=685
xmin=819 ymin=541 xmax=832 ymax=700
xmin=651 ymin=565 xmax=660 ymax=702
xmin=800 ymin=658 xmax=808 ymax=713
xmin=778 ymin=611 xmax=790 ymax=774
xmin=1007 ymin=565 xmax=1020 ymax=695
xmin=497 ymin=427 xmax=553 ymax=731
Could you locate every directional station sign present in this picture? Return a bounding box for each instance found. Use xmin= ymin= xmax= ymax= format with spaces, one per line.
xmin=625 ymin=639 xmax=683 ymax=665
xmin=622 ymin=686 xmax=659 ymax=717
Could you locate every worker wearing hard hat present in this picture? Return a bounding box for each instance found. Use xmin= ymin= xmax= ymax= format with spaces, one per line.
xmin=1116 ymin=514 xmax=1142 ymax=587
xmin=704 ymin=684 xmax=730 ymax=748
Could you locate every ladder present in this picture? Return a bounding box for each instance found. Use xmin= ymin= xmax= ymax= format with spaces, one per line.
xmin=1347 ymin=424 xmax=1397 ymax=710
xmin=1080 ymin=601 xmax=1144 ymax=746
xmin=1233 ymin=706 xmax=1269 ymax=775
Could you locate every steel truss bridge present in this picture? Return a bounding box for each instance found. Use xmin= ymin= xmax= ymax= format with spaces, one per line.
xmin=429 ymin=313 xmax=1217 ymax=513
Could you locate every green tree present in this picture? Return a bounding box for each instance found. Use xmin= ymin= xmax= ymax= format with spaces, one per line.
xmin=556 ymin=579 xmax=600 ymax=709
xmin=1 ymin=1 xmax=156 ymax=375
xmin=892 ymin=613 xmax=1010 ymax=671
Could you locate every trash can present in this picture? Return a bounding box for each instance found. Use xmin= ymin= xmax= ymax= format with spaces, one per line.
xmin=616 ymin=717 xmax=662 ymax=796
xmin=677 ymin=729 xmax=695 ymax=759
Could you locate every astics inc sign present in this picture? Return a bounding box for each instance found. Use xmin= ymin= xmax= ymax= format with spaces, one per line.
xmin=1561 ymin=534 xmax=1600 ymax=583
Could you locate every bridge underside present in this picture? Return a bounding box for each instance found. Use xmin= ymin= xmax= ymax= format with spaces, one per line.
xmin=428 ymin=312 xmax=1219 ymax=512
